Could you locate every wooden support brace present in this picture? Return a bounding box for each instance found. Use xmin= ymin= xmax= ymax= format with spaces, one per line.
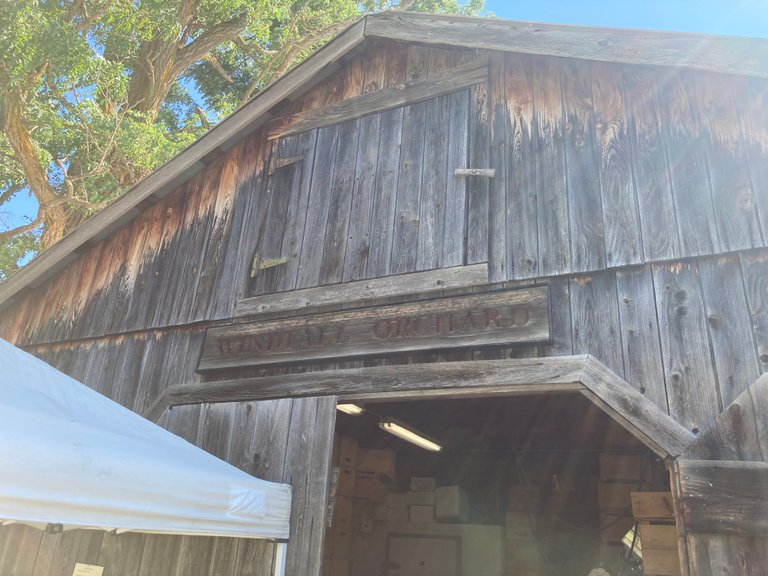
xmin=454 ymin=168 xmax=496 ymax=178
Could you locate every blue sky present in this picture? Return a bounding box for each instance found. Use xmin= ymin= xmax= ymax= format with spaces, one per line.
xmin=2 ymin=0 xmax=767 ymax=234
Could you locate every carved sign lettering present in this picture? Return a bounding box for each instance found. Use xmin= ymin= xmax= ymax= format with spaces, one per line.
xmin=198 ymin=286 xmax=549 ymax=372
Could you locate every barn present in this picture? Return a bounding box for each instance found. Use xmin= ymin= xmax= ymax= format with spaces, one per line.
xmin=1 ymin=11 xmax=767 ymax=576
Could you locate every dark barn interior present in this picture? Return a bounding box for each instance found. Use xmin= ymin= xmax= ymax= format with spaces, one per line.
xmin=326 ymin=394 xmax=676 ymax=576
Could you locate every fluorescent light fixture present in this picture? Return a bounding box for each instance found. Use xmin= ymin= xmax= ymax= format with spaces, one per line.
xmin=379 ymin=418 xmax=442 ymax=452
xmin=336 ymin=403 xmax=365 ymax=416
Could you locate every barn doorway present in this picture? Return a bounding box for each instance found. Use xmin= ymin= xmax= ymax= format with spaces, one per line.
xmin=322 ymin=392 xmax=682 ymax=576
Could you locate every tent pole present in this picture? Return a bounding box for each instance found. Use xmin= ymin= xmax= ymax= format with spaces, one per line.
xmin=273 ymin=541 xmax=288 ymax=576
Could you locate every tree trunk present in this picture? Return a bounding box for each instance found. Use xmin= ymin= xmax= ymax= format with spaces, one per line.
xmin=1 ymin=87 xmax=71 ymax=248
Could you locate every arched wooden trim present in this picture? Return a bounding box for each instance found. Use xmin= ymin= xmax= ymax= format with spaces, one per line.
xmin=145 ymin=354 xmax=694 ymax=459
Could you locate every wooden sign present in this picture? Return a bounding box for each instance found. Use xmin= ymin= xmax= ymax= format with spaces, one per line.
xmin=198 ymin=286 xmax=549 ymax=372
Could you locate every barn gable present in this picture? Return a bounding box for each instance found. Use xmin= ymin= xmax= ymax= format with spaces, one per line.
xmin=2 ymin=12 xmax=768 ymax=576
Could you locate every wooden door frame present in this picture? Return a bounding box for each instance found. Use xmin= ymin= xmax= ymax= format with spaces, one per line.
xmin=147 ymin=354 xmax=694 ymax=460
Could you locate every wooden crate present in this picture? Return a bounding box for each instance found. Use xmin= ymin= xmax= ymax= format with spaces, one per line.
xmin=631 ymin=492 xmax=681 ymax=576
xmin=631 ymin=492 xmax=675 ymax=521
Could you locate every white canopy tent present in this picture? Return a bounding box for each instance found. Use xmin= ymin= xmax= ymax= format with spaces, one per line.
xmin=0 ymin=338 xmax=291 ymax=547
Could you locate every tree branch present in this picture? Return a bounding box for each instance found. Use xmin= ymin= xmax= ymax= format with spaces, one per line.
xmin=172 ymin=15 xmax=247 ymax=78
xmin=0 ymin=182 xmax=24 ymax=207
xmin=0 ymin=216 xmax=42 ymax=242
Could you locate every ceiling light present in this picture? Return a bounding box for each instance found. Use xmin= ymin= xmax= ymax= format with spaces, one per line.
xmin=336 ymin=403 xmax=365 ymax=416
xmin=379 ymin=418 xmax=442 ymax=452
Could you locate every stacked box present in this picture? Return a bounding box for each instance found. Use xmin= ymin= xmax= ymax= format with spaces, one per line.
xmin=409 ymin=504 xmax=435 ymax=523
xmin=435 ymin=486 xmax=470 ymax=523
xmin=505 ymin=486 xmax=543 ymax=576
xmin=357 ymin=448 xmax=396 ymax=480
xmin=410 ymin=476 xmax=436 ymax=491
xmin=631 ymin=492 xmax=681 ymax=576
xmin=598 ymin=453 xmax=648 ymax=545
xmin=406 ymin=490 xmax=435 ymax=506
xmin=385 ymin=492 xmax=409 ymax=522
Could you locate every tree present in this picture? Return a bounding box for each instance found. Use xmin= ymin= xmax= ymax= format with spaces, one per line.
xmin=0 ymin=0 xmax=484 ymax=281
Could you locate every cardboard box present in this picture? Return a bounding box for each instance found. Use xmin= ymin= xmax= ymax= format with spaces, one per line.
xmin=353 ymin=473 xmax=390 ymax=503
xmin=598 ymin=482 xmax=635 ymax=512
xmin=333 ymin=497 xmax=354 ymax=530
xmin=406 ymin=490 xmax=435 ymax=506
xmin=337 ymin=436 xmax=358 ymax=470
xmin=410 ymin=476 xmax=436 ymax=491
xmin=386 ymin=507 xmax=409 ymax=522
xmin=337 ymin=465 xmax=356 ymax=497
xmin=507 ymin=485 xmax=540 ymax=512
xmin=351 ymin=533 xmax=372 ymax=562
xmin=435 ymin=485 xmax=470 ymax=523
xmin=386 ymin=492 xmax=407 ymax=509
xmin=329 ymin=558 xmax=350 ymax=576
xmin=356 ymin=448 xmax=396 ymax=479
xmin=374 ymin=504 xmax=387 ymax=520
xmin=409 ymin=505 xmax=435 ymax=523
xmin=332 ymin=528 xmax=352 ymax=559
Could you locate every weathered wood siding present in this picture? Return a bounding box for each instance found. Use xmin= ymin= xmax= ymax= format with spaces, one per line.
xmin=2 ymin=39 xmax=768 ymax=576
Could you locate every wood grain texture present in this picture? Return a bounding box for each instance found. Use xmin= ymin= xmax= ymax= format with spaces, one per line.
xmin=591 ymin=62 xmax=642 ymax=268
xmin=581 ymin=357 xmax=695 ymax=458
xmin=504 ymin=53 xmax=538 ymax=279
xmin=237 ymin=264 xmax=488 ymax=316
xmin=684 ymin=374 xmax=768 ymax=462
xmin=532 ymin=56 xmax=569 ymax=276
xmin=561 ymin=59 xmax=605 ymax=272
xmin=269 ymin=58 xmax=486 ymax=139
xmin=698 ymin=255 xmax=761 ymax=406
xmin=615 ymin=265 xmax=668 ymax=411
xmin=660 ymin=72 xmax=719 ymax=257
xmin=653 ymin=262 xmax=721 ymax=432
xmin=622 ymin=67 xmax=680 ymax=262
xmin=202 ymin=287 xmax=550 ymax=371
xmin=487 ymin=53 xmax=508 ymax=282
xmin=739 ymin=77 xmax=768 ymax=241
xmin=570 ymin=272 xmax=625 ymax=377
xmin=169 ymin=356 xmax=589 ymax=405
xmin=364 ymin=13 xmax=768 ymax=79
xmin=678 ymin=460 xmax=768 ymax=536
xmin=691 ymin=72 xmax=761 ymax=252
xmin=740 ymin=251 xmax=768 ymax=375
xmin=466 ymin=76 xmax=490 ymax=265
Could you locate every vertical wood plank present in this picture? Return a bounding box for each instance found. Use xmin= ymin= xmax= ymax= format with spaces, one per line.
xmin=616 ymin=265 xmax=668 ymax=411
xmin=537 ymin=277 xmax=573 ymax=357
xmin=699 ymin=255 xmax=761 ymax=406
xmin=591 ymin=62 xmax=642 ymax=268
xmin=275 ymin=130 xmax=319 ymax=293
xmin=365 ymin=106 xmax=403 ymax=278
xmin=466 ymin=76 xmax=490 ymax=265
xmin=692 ymin=72 xmax=761 ymax=251
xmin=740 ymin=251 xmax=768 ymax=374
xmin=659 ymin=71 xmax=720 ymax=257
xmin=561 ymin=58 xmax=605 ymax=272
xmin=570 ymin=272 xmax=625 ymax=377
xmin=487 ymin=53 xmax=508 ymax=282
xmin=532 ymin=56 xmax=570 ymax=276
xmin=211 ymin=135 xmax=268 ymax=318
xmin=196 ymin=145 xmax=242 ymax=321
xmin=623 ymin=66 xmax=680 ymax=262
xmin=417 ymin=95 xmax=449 ymax=270
xmin=391 ymin=100 xmax=427 ymax=274
xmin=443 ymin=88 xmax=470 ymax=268
xmin=319 ymin=119 xmax=361 ymax=285
xmin=653 ymin=261 xmax=721 ymax=432
xmin=283 ymin=397 xmax=337 ymax=576
xmin=296 ymin=125 xmax=340 ymax=288
xmin=739 ymin=77 xmax=768 ymax=241
xmin=343 ymin=113 xmax=382 ymax=281
xmin=504 ymin=53 xmax=538 ymax=279
xmin=97 ymin=533 xmax=146 ymax=576
xmin=0 ymin=525 xmax=42 ymax=576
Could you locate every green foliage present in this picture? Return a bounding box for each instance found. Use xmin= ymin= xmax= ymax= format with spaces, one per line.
xmin=0 ymin=0 xmax=484 ymax=279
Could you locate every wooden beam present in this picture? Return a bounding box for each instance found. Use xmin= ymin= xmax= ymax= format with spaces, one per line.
xmin=236 ymin=263 xmax=489 ymax=316
xmin=164 ymin=356 xmax=590 ymax=406
xmin=454 ymin=168 xmax=496 ymax=178
xmin=581 ymin=357 xmax=696 ymax=459
xmin=268 ymin=58 xmax=488 ymax=139
xmin=678 ymin=459 xmax=768 ymax=536
xmin=365 ymin=13 xmax=768 ymax=79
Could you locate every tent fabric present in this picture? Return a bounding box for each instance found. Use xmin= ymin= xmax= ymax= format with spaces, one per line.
xmin=0 ymin=338 xmax=291 ymax=539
